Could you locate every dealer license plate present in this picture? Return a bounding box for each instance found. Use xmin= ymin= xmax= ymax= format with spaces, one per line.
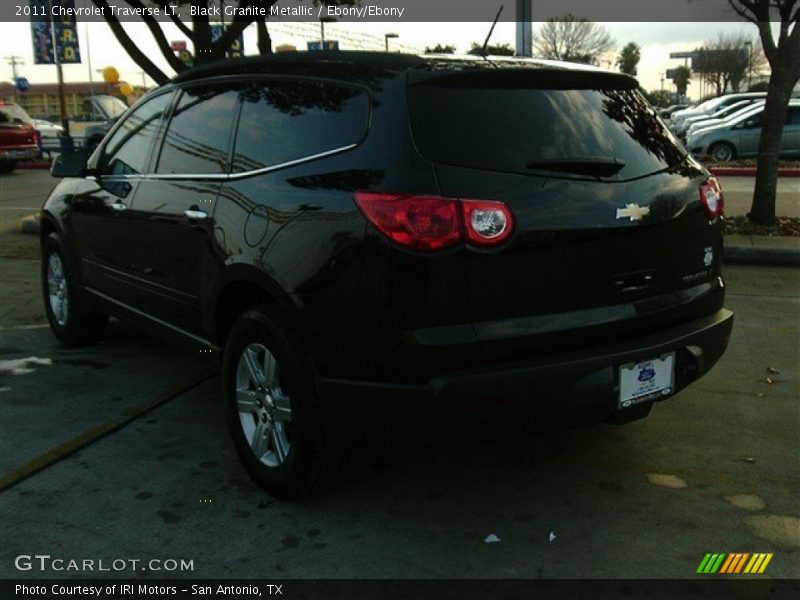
xmin=618 ymin=353 xmax=675 ymax=409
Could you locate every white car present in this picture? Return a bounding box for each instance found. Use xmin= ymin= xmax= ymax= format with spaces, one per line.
xmin=685 ymin=100 xmax=766 ymax=137
xmin=671 ymin=92 xmax=766 ymax=130
xmin=675 ymin=99 xmax=761 ymax=137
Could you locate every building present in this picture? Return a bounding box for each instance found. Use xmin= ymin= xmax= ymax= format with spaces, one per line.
xmin=0 ymin=81 xmax=123 ymax=120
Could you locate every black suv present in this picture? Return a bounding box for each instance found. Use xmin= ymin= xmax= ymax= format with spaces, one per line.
xmin=42 ymin=52 xmax=733 ymax=498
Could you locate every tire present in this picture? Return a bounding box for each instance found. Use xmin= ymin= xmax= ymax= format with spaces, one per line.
xmin=41 ymin=232 xmax=108 ymax=346
xmin=222 ymin=305 xmax=341 ymax=499
xmin=709 ymin=142 xmax=736 ymax=162
xmin=0 ymin=160 xmax=15 ymax=174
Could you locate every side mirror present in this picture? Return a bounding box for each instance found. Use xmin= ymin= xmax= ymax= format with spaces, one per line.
xmin=51 ymin=150 xmax=89 ymax=178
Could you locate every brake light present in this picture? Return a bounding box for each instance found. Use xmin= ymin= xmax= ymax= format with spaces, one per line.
xmin=699 ymin=177 xmax=725 ymax=220
xmin=354 ymin=192 xmax=514 ymax=251
xmin=33 ymin=129 xmax=42 ymax=147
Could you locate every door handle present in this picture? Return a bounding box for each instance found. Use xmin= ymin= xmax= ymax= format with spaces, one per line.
xmin=184 ymin=209 xmax=208 ymax=220
xmin=110 ymin=202 xmax=127 ymax=212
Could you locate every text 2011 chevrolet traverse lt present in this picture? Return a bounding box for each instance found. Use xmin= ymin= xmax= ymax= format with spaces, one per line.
xmin=41 ymin=53 xmax=733 ymax=498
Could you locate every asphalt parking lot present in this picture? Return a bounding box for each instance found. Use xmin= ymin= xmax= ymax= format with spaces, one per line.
xmin=0 ymin=170 xmax=798 ymax=580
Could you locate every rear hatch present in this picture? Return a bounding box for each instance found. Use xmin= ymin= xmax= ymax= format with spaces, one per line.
xmin=407 ymin=68 xmax=724 ymax=362
xmin=0 ymin=103 xmax=37 ymax=148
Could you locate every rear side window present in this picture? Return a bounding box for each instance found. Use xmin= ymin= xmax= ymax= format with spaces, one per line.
xmin=232 ymin=80 xmax=369 ymax=173
xmin=408 ymin=76 xmax=686 ymax=180
xmin=157 ymin=86 xmax=239 ymax=174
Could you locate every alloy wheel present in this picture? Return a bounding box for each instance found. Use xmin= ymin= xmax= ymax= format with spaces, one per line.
xmin=235 ymin=343 xmax=293 ymax=467
xmin=47 ymin=253 xmax=69 ymax=326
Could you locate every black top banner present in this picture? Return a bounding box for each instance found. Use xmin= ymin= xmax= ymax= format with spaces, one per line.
xmin=1 ymin=0 xmax=785 ymax=23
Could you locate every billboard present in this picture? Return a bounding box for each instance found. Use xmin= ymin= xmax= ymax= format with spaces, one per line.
xmin=30 ymin=0 xmax=81 ymax=64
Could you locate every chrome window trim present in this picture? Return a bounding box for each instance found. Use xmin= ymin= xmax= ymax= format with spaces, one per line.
xmin=91 ymin=142 xmax=358 ymax=182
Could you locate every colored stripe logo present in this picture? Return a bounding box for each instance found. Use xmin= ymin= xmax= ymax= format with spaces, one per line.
xmin=697 ymin=553 xmax=773 ymax=574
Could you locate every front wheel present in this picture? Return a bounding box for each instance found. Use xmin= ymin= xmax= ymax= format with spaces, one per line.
xmin=222 ymin=305 xmax=342 ymax=499
xmin=0 ymin=160 xmax=15 ymax=174
xmin=41 ymin=232 xmax=108 ymax=346
xmin=709 ymin=142 xmax=736 ymax=162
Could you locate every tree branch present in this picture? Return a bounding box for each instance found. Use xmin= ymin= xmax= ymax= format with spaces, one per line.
xmin=89 ymin=0 xmax=169 ymax=84
xmin=126 ymin=0 xmax=187 ymax=73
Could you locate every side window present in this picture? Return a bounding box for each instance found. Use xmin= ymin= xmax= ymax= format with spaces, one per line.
xmin=100 ymin=93 xmax=171 ymax=177
xmin=232 ymin=80 xmax=369 ymax=173
xmin=156 ymin=86 xmax=239 ymax=174
xmin=786 ymin=107 xmax=800 ymax=125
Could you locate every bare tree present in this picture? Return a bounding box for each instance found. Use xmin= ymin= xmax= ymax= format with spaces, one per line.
xmin=533 ymin=14 xmax=615 ymax=65
xmin=90 ymin=1 xmax=354 ymax=85
xmin=695 ymin=34 xmax=767 ymax=94
xmin=728 ymin=0 xmax=800 ymax=225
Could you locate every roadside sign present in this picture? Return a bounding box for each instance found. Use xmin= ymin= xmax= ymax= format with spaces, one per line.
xmin=307 ymin=40 xmax=339 ymax=51
xmin=665 ymin=68 xmax=682 ymax=80
xmin=29 ymin=0 xmax=81 ymax=64
xmin=14 ymin=77 xmax=31 ymax=92
xmin=210 ymin=24 xmax=244 ymax=58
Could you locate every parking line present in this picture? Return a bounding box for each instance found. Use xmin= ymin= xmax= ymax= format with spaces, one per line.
xmin=0 ymin=368 xmax=217 ymax=493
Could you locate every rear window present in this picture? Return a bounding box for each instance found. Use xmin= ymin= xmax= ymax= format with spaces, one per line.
xmin=0 ymin=104 xmax=33 ymax=126
xmin=408 ymin=76 xmax=686 ymax=180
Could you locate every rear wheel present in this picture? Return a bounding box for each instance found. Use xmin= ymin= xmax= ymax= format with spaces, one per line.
xmin=41 ymin=232 xmax=108 ymax=346
xmin=223 ymin=305 xmax=341 ymax=499
xmin=0 ymin=160 xmax=15 ymax=174
xmin=709 ymin=142 xmax=736 ymax=162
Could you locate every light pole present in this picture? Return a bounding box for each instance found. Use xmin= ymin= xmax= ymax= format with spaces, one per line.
xmin=744 ymin=41 xmax=753 ymax=90
xmin=384 ymin=33 xmax=399 ymax=52
xmin=320 ymin=17 xmax=336 ymax=44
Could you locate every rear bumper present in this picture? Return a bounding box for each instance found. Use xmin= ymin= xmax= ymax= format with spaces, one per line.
xmin=0 ymin=146 xmax=38 ymax=161
xmin=319 ymin=308 xmax=733 ymax=435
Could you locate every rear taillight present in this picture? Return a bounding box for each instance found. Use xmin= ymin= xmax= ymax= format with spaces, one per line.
xmin=354 ymin=192 xmax=514 ymax=251
xmin=33 ymin=129 xmax=42 ymax=147
xmin=699 ymin=177 xmax=724 ymax=221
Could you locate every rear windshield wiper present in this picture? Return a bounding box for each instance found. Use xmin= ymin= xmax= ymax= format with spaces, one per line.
xmin=525 ymin=157 xmax=626 ymax=178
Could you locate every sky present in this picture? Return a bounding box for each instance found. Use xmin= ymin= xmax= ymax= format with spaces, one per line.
xmin=0 ymin=19 xmax=765 ymax=101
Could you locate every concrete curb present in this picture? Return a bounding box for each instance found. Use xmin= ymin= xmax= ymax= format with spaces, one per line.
xmin=724 ymin=245 xmax=800 ymax=266
xmin=710 ymin=167 xmax=800 ymax=177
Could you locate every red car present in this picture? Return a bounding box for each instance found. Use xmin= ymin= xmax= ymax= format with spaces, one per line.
xmin=0 ymin=102 xmax=40 ymax=174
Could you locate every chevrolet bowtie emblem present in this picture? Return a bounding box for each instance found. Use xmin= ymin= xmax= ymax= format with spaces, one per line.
xmin=616 ymin=203 xmax=650 ymax=222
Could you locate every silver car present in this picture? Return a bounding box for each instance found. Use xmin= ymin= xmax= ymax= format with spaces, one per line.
xmin=676 ymin=99 xmax=762 ymax=137
xmin=687 ymin=100 xmax=800 ymax=162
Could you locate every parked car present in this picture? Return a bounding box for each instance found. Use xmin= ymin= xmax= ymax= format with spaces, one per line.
xmin=32 ymin=118 xmax=63 ymax=154
xmin=0 ymin=102 xmax=39 ymax=173
xmin=685 ymin=100 xmax=765 ymax=138
xmin=687 ymin=100 xmax=800 ymax=161
xmin=657 ymin=104 xmax=689 ymax=119
xmin=674 ymin=98 xmax=762 ymax=137
xmin=41 ymin=53 xmax=734 ymax=498
xmin=671 ymin=92 xmax=766 ymax=130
